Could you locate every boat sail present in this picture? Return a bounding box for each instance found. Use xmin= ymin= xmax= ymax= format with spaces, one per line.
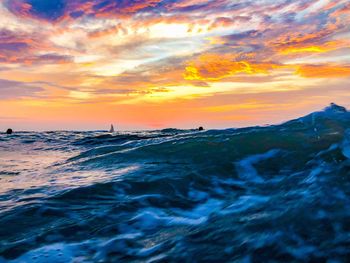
xmin=109 ymin=124 xmax=115 ymax=133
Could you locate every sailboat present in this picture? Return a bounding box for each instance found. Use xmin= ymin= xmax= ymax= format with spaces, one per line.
xmin=109 ymin=124 xmax=115 ymax=133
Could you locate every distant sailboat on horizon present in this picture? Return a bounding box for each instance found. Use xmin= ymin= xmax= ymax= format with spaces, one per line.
xmin=109 ymin=124 xmax=115 ymax=133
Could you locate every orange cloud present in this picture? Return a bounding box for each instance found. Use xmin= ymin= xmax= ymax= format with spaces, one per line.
xmin=184 ymin=54 xmax=274 ymax=81
xmin=277 ymin=41 xmax=348 ymax=55
xmin=297 ymin=65 xmax=350 ymax=78
xmin=271 ymin=24 xmax=335 ymax=50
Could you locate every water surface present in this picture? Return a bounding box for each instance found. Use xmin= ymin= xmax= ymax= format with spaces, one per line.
xmin=1 ymin=105 xmax=350 ymax=262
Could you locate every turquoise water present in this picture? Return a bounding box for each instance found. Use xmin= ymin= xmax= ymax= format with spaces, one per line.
xmin=1 ymin=104 xmax=350 ymax=262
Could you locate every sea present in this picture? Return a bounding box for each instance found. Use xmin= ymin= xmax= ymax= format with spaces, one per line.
xmin=0 ymin=104 xmax=350 ymax=262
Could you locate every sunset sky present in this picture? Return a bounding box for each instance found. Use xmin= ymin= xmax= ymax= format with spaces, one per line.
xmin=0 ymin=0 xmax=350 ymax=131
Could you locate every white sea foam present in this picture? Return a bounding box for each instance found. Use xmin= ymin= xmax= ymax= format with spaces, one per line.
xmin=235 ymin=149 xmax=280 ymax=183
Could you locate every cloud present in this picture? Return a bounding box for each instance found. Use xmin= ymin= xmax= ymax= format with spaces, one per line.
xmin=0 ymin=29 xmax=73 ymax=64
xmin=0 ymin=0 xmax=349 ymax=103
xmin=184 ymin=54 xmax=276 ymax=81
xmin=297 ymin=65 xmax=350 ymax=78
xmin=208 ymin=16 xmax=251 ymax=30
xmin=5 ymin=0 xmax=166 ymax=22
xmin=0 ymin=29 xmax=33 ymax=52
xmin=0 ymin=79 xmax=45 ymax=99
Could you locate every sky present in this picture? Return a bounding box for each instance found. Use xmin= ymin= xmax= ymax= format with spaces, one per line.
xmin=0 ymin=0 xmax=350 ymax=131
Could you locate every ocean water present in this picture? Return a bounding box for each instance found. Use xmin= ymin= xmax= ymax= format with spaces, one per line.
xmin=1 ymin=104 xmax=350 ymax=262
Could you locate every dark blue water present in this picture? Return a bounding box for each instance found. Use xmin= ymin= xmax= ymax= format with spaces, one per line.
xmin=1 ymin=104 xmax=350 ymax=262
